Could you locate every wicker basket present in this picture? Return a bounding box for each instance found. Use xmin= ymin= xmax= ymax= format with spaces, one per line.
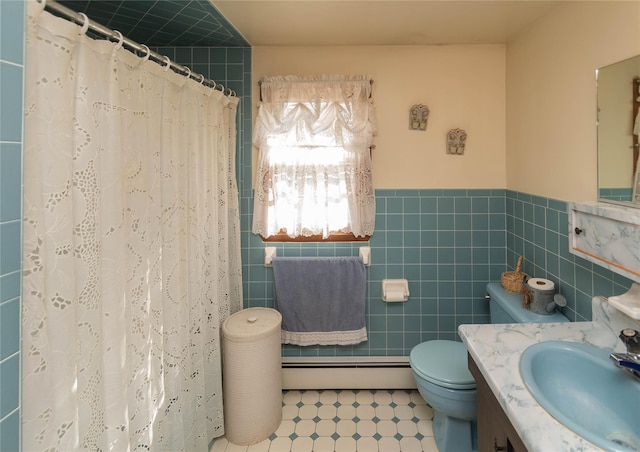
xmin=501 ymin=256 xmax=528 ymax=294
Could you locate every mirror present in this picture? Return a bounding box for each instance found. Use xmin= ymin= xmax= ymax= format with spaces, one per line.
xmin=597 ymin=55 xmax=640 ymax=206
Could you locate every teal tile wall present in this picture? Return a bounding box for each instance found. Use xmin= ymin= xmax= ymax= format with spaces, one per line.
xmin=599 ymin=188 xmax=633 ymax=203
xmin=0 ymin=0 xmax=23 ymax=450
xmin=242 ymin=189 xmax=508 ymax=357
xmin=57 ymin=0 xmax=249 ymax=47
xmin=505 ymin=190 xmax=633 ymax=322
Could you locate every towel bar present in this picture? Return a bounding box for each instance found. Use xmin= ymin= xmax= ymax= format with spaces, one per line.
xmin=359 ymin=247 xmax=371 ymax=266
xmin=265 ymin=247 xmax=276 ymax=267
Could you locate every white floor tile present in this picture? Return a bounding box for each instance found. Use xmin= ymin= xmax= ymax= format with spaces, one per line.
xmin=294 ymin=419 xmax=316 ymax=436
xmin=409 ymin=392 xmax=427 ymax=405
xmin=416 ymin=419 xmax=434 ymax=436
xmin=268 ymin=437 xmax=292 ymax=452
xmin=319 ymin=390 xmax=339 ymax=404
xmin=336 ymin=390 xmax=357 ymax=405
xmin=413 ymin=404 xmax=433 ymax=420
xmin=246 ymin=438 xmax=271 ymax=452
xmin=397 ymin=420 xmax=419 ymax=437
xmin=354 ymin=391 xmax=374 ymax=404
xmin=318 ymin=404 xmax=338 ymax=419
xmin=372 ymin=391 xmax=393 ymax=405
xmin=355 ymin=419 xmax=377 ymax=437
xmin=399 ymin=436 xmax=423 ymax=451
xmin=376 ymin=419 xmax=398 ymax=437
xmin=394 ymin=405 xmax=415 ymax=420
xmin=374 ymin=405 xmax=395 ymax=420
xmin=210 ymin=437 xmax=229 ymax=452
xmin=356 ymin=436 xmax=379 ymax=452
xmin=313 ymin=436 xmax=335 ymax=451
xmin=301 ymin=390 xmax=320 ymax=404
xmin=290 ymin=436 xmax=314 ymax=452
xmin=282 ymin=404 xmax=299 ymax=420
xmin=225 ymin=442 xmax=249 ymax=452
xmin=377 ymin=436 xmax=402 ymax=452
xmin=355 ymin=404 xmax=375 ymax=419
xmin=297 ymin=404 xmax=318 ymax=420
xmin=390 ymin=390 xmax=412 ymax=405
xmin=337 ymin=404 xmax=356 ymax=419
xmin=283 ymin=390 xmax=303 ymax=405
xmin=336 ymin=419 xmax=357 ymax=437
xmin=421 ymin=436 xmax=439 ymax=451
xmin=334 ymin=436 xmax=357 ymax=452
xmin=273 ymin=419 xmax=296 ymax=437
xmin=315 ymin=419 xmax=337 ymax=436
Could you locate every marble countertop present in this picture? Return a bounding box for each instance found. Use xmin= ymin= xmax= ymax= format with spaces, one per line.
xmin=459 ymin=296 xmax=640 ymax=452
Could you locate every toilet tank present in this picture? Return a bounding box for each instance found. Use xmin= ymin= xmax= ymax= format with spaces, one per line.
xmin=486 ymin=282 xmax=569 ymax=323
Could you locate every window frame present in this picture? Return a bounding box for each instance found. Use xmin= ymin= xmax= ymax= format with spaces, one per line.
xmin=261 ymin=230 xmax=370 ymax=243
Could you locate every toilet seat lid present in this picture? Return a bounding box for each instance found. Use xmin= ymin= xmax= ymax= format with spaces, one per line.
xmin=410 ymin=340 xmax=476 ymax=390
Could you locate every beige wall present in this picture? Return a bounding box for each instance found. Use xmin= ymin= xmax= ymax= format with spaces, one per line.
xmin=252 ymin=1 xmax=640 ymax=196
xmin=506 ymin=1 xmax=640 ymax=202
xmin=253 ymin=45 xmax=506 ymax=189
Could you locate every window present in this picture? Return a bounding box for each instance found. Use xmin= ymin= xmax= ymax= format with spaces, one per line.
xmin=252 ymin=75 xmax=377 ymax=241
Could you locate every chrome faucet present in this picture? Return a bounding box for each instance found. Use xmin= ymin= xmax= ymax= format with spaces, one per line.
xmin=610 ymin=329 xmax=640 ymax=381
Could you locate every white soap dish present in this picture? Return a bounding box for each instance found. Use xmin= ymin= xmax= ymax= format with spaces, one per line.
xmin=608 ymin=283 xmax=640 ymax=320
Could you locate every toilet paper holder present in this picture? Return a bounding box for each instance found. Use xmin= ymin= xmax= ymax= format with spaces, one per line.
xmin=382 ymin=279 xmax=409 ymax=302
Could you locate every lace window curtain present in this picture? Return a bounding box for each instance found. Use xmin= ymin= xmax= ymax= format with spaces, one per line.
xmin=22 ymin=2 xmax=242 ymax=450
xmin=252 ymin=75 xmax=377 ymax=239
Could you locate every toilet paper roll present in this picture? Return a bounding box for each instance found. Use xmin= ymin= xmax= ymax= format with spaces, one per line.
xmin=384 ymin=289 xmax=407 ymax=302
xmin=527 ymin=278 xmax=555 ymax=292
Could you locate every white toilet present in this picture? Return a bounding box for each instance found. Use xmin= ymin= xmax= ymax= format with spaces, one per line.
xmin=410 ymin=282 xmax=568 ymax=452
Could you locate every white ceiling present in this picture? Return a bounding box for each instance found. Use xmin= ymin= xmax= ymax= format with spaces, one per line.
xmin=211 ymin=0 xmax=562 ymax=46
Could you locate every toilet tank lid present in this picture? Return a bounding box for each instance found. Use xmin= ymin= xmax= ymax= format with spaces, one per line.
xmin=486 ymin=282 xmax=569 ymax=323
xmin=410 ymin=340 xmax=476 ymax=390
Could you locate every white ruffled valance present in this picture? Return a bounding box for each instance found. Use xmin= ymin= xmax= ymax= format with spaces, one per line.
xmin=254 ymin=75 xmax=377 ymax=153
xmin=252 ymin=75 xmax=377 ymax=239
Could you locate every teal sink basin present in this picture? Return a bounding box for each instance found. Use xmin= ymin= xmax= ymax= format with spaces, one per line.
xmin=520 ymin=341 xmax=640 ymax=452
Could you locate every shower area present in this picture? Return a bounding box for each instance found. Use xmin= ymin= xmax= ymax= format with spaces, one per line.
xmin=19 ymin=0 xmax=247 ymax=449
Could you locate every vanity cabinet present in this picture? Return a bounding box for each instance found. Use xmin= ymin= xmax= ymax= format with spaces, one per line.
xmin=469 ymin=354 xmax=527 ymax=452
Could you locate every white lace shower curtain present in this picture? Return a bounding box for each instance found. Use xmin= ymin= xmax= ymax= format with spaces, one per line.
xmin=22 ymin=2 xmax=242 ymax=450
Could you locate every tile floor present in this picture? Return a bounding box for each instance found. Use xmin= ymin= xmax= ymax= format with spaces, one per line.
xmin=210 ymin=389 xmax=439 ymax=452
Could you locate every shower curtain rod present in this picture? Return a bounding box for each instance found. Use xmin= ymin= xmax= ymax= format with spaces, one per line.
xmin=39 ymin=0 xmax=236 ymax=97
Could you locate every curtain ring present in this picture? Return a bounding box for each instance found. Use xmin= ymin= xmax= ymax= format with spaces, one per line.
xmin=196 ymin=74 xmax=205 ymax=85
xmin=211 ymin=80 xmax=217 ymax=90
xmin=78 ymin=13 xmax=90 ymax=36
xmin=38 ymin=0 xmax=46 ymax=11
xmin=162 ymin=56 xmax=171 ymax=72
xmin=230 ymin=90 xmax=237 ymax=97
xmin=113 ymin=31 xmax=124 ymax=50
xmin=139 ymin=45 xmax=151 ymax=61
xmin=184 ymin=66 xmax=191 ymax=80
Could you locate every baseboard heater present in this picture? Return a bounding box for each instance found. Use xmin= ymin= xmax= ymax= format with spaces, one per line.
xmin=281 ymin=356 xmax=417 ymax=390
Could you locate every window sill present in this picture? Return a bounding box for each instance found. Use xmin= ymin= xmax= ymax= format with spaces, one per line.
xmin=261 ymin=231 xmax=370 ymax=243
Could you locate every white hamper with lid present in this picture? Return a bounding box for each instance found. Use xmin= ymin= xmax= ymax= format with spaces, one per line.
xmin=222 ymin=307 xmax=283 ymax=445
